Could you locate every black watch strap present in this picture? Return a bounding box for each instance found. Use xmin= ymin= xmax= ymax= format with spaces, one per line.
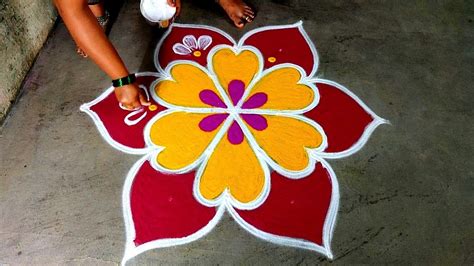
xmin=112 ymin=73 xmax=136 ymax=87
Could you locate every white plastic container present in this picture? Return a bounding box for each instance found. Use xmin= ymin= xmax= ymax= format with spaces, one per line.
xmin=140 ymin=0 xmax=176 ymax=27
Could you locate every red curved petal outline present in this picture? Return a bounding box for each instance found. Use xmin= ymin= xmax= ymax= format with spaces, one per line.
xmin=232 ymin=162 xmax=337 ymax=258
xmin=306 ymin=79 xmax=385 ymax=156
xmin=80 ymin=73 xmax=165 ymax=153
xmin=239 ymin=22 xmax=318 ymax=76
xmin=155 ymin=24 xmax=235 ymax=71
xmin=130 ymin=160 xmax=218 ymax=245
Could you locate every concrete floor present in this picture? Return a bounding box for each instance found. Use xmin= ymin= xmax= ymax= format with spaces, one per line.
xmin=1 ymin=0 xmax=473 ymax=264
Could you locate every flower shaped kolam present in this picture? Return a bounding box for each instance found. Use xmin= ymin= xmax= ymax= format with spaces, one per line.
xmin=81 ymin=22 xmax=388 ymax=264
xmin=146 ymin=46 xmax=327 ymax=209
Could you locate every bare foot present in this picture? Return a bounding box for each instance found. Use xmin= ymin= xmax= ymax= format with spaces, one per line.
xmin=217 ymin=0 xmax=255 ymax=28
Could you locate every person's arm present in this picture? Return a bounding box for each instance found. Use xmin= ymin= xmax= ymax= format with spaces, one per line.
xmin=54 ymin=0 xmax=149 ymax=109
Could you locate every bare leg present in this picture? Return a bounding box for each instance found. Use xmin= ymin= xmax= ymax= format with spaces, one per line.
xmin=216 ymin=0 xmax=255 ymax=28
xmin=54 ymin=0 xmax=149 ymax=109
xmin=88 ymin=1 xmax=105 ymax=17
xmin=76 ymin=1 xmax=107 ymax=57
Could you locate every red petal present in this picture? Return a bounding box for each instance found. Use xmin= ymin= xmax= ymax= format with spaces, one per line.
xmin=156 ymin=24 xmax=235 ymax=70
xmin=83 ymin=73 xmax=165 ymax=152
xmin=306 ymin=80 xmax=376 ymax=154
xmin=240 ymin=22 xmax=317 ymax=76
xmin=129 ymin=160 xmax=217 ymax=246
xmin=236 ymin=163 xmax=334 ymax=247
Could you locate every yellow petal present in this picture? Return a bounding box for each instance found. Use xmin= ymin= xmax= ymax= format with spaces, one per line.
xmin=247 ymin=115 xmax=323 ymax=171
xmin=245 ymin=67 xmax=315 ymax=110
xmin=149 ymin=111 xmax=223 ymax=170
xmin=199 ymin=135 xmax=265 ymax=204
xmin=212 ymin=48 xmax=260 ymax=94
xmin=155 ymin=63 xmax=224 ymax=108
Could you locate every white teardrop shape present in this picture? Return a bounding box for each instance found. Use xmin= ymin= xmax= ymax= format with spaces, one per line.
xmin=197 ymin=35 xmax=213 ymax=50
xmin=182 ymin=35 xmax=198 ymax=50
xmin=172 ymin=43 xmax=192 ymax=55
xmin=124 ymin=108 xmax=148 ymax=126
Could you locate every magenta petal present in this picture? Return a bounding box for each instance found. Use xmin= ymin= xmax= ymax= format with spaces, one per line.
xmin=199 ymin=90 xmax=227 ymax=108
xmin=242 ymin=93 xmax=268 ymax=109
xmin=240 ymin=24 xmax=316 ymax=75
xmin=306 ymin=81 xmax=375 ymax=153
xmin=236 ymin=163 xmax=334 ymax=247
xmin=199 ymin=114 xmax=228 ymax=132
xmin=227 ymin=120 xmax=244 ymax=145
xmin=129 ymin=160 xmax=217 ymax=245
xmin=228 ymin=80 xmax=245 ymax=106
xmin=84 ymin=73 xmax=163 ymax=151
xmin=241 ymin=114 xmax=268 ymax=131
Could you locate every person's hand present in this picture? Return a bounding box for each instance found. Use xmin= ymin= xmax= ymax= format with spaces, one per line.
xmin=114 ymin=83 xmax=150 ymax=110
xmin=167 ymin=0 xmax=181 ymax=18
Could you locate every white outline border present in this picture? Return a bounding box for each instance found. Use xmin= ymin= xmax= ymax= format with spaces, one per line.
xmin=121 ymin=155 xmax=226 ymax=265
xmin=226 ymin=157 xmax=339 ymax=259
xmin=121 ymin=156 xmax=339 ymax=265
xmin=309 ymin=78 xmax=390 ymax=159
xmin=78 ymin=22 xmax=389 ymax=265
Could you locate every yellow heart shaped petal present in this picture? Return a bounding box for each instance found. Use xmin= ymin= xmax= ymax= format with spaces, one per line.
xmin=212 ymin=48 xmax=260 ymax=95
xmin=155 ymin=63 xmax=224 ymax=108
xmin=150 ymin=111 xmax=223 ymax=170
xmin=245 ymin=67 xmax=315 ymax=111
xmin=199 ymin=135 xmax=265 ymax=204
xmin=247 ymin=115 xmax=323 ymax=171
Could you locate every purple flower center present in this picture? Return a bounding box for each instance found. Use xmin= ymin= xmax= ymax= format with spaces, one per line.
xmin=198 ymin=79 xmax=268 ymax=145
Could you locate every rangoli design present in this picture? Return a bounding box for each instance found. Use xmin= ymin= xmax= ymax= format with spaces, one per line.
xmin=80 ymin=22 xmax=387 ymax=264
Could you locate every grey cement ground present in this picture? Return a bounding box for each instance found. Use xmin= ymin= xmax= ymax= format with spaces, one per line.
xmin=1 ymin=0 xmax=473 ymax=264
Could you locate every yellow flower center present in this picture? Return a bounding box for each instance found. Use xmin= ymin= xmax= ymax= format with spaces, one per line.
xmin=151 ymin=47 xmax=322 ymax=206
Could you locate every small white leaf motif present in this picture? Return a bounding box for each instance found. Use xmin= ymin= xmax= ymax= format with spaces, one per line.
xmin=172 ymin=43 xmax=192 ymax=55
xmin=172 ymin=35 xmax=213 ymax=55
xmin=182 ymin=35 xmax=198 ymax=49
xmin=197 ymin=35 xmax=212 ymax=50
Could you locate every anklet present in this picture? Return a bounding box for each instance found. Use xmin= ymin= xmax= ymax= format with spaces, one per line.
xmin=112 ymin=74 xmax=136 ymax=87
xmin=97 ymin=10 xmax=110 ymax=27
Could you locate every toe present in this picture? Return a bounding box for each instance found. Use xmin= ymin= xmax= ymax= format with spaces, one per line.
xmin=234 ymin=20 xmax=245 ymax=28
xmin=245 ymin=11 xmax=255 ymax=19
xmin=242 ymin=12 xmax=254 ymax=23
xmin=245 ymin=9 xmax=255 ymax=20
xmin=244 ymin=6 xmax=254 ymax=13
